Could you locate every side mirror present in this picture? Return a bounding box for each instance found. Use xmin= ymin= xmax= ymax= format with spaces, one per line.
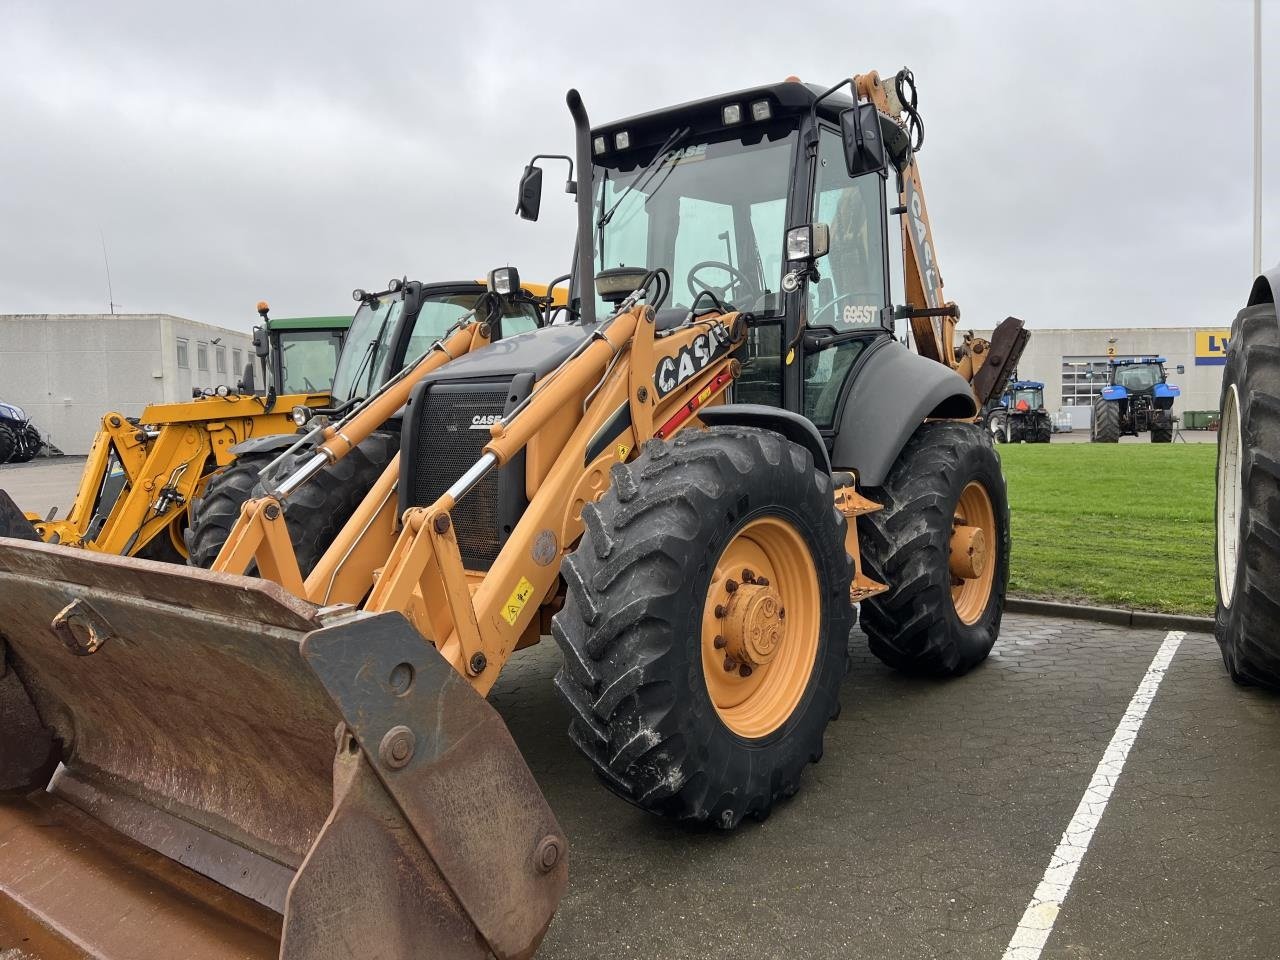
xmin=1176 ymin=364 xmax=1185 ymax=374
xmin=786 ymin=223 xmax=831 ymax=262
xmin=516 ymin=165 xmax=543 ymax=221
xmin=252 ymin=325 xmax=269 ymax=359
xmin=839 ymin=103 xmax=887 ymax=178
xmin=238 ymin=362 xmax=257 ymax=394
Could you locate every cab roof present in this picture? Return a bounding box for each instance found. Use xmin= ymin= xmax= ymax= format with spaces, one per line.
xmin=267 ymin=315 xmax=351 ymax=332
xmin=1110 ymin=357 xmax=1166 ymax=366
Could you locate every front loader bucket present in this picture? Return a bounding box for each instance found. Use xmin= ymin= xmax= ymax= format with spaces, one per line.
xmin=0 ymin=539 xmax=566 ymax=959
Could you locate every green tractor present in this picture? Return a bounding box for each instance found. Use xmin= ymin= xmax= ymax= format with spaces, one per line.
xmin=241 ymin=307 xmax=351 ymax=397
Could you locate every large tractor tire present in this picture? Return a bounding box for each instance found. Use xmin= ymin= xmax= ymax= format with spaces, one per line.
xmin=134 ymin=520 xmax=187 ymax=564
xmin=1215 ymin=302 xmax=1280 ymax=688
xmin=988 ymin=410 xmax=1010 ymax=444
xmin=1028 ymin=414 xmax=1052 ymax=444
xmin=553 ymin=426 xmax=853 ymax=828
xmin=8 ymin=425 xmax=43 ymax=463
xmin=1150 ymin=411 xmax=1173 ymax=443
xmin=857 ymin=420 xmax=1010 ymax=676
xmin=185 ymin=452 xmax=277 ymax=569
xmin=187 ymin=434 xmax=398 ymax=577
xmin=0 ymin=422 xmax=16 ymax=464
xmin=1091 ymin=398 xmax=1121 ymax=442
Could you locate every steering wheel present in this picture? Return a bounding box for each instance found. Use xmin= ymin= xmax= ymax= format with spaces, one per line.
xmin=687 ymin=260 xmax=755 ymax=305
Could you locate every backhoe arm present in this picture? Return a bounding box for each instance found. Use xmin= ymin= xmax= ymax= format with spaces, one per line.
xmin=855 ymin=69 xmax=1026 ymax=405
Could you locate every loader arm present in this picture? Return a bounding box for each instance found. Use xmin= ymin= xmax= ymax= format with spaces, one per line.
xmin=854 ymin=70 xmax=1027 ymax=403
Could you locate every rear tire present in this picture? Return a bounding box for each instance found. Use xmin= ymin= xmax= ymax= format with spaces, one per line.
xmin=988 ymin=410 xmax=1009 ymax=444
xmin=857 ymin=421 xmax=1010 ymax=676
xmin=553 ymin=426 xmax=853 ymax=828
xmin=0 ymin=423 xmax=16 ymax=463
xmin=1150 ymin=411 xmax=1173 ymax=443
xmin=1091 ymin=399 xmax=1120 ymax=442
xmin=1215 ymin=302 xmax=1280 ymax=688
xmin=1029 ymin=415 xmax=1052 ymax=443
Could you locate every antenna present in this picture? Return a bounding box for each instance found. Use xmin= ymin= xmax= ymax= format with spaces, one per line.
xmin=99 ymin=228 xmax=119 ymax=315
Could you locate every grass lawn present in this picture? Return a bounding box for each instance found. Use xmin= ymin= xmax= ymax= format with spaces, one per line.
xmin=998 ymin=442 xmax=1216 ymax=616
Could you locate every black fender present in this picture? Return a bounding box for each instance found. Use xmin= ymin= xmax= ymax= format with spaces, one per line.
xmin=1247 ymin=263 xmax=1280 ymax=308
xmin=699 ymin=405 xmax=831 ymax=475
xmin=831 ymin=338 xmax=977 ymax=488
xmin=228 ymin=433 xmax=303 ymax=458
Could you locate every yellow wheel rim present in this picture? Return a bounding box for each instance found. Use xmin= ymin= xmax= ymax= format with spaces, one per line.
xmin=950 ymin=481 xmax=997 ymax=625
xmin=700 ymin=517 xmax=821 ymax=740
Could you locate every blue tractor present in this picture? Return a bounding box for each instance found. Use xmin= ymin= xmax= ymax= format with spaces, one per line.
xmin=1090 ymin=357 xmax=1179 ymax=443
xmin=985 ymin=379 xmax=1052 ymax=443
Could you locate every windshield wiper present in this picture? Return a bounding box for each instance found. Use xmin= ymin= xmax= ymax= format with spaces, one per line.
xmin=596 ymin=127 xmax=692 ymax=268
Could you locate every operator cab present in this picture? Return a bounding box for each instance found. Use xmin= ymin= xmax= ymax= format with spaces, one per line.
xmin=517 ymin=77 xmax=926 ymax=448
xmin=329 ymin=279 xmax=544 ymax=409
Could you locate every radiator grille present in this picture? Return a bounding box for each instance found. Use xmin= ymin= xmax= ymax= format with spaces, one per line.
xmin=405 ymin=382 xmax=510 ymax=569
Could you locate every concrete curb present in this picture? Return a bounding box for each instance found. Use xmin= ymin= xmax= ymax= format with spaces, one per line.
xmin=1006 ymin=596 xmax=1214 ymax=633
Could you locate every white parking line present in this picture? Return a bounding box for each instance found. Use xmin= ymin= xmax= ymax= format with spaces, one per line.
xmin=1001 ymin=629 xmax=1186 ymax=960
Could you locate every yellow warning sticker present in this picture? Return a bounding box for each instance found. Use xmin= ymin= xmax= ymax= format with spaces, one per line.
xmin=616 ymin=443 xmax=629 ymax=460
xmin=501 ymin=576 xmax=536 ymax=626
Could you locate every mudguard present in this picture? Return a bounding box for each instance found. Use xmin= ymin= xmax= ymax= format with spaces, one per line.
xmin=1101 ymin=385 xmax=1128 ymax=401
xmin=831 ymin=338 xmax=977 ymax=487
xmin=1247 ymin=263 xmax=1280 ymax=308
xmin=1154 ymin=383 xmax=1180 ymax=399
xmin=699 ymin=404 xmax=831 ymax=474
xmin=229 ymin=432 xmax=305 ymax=457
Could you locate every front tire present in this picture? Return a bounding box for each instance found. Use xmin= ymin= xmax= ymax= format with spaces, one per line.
xmin=0 ymin=423 xmax=16 ymax=463
xmin=553 ymin=426 xmax=853 ymax=828
xmin=858 ymin=421 xmax=1010 ymax=676
xmin=186 ymin=452 xmax=276 ymax=569
xmin=1092 ymin=399 xmax=1120 ymax=442
xmin=1215 ymin=302 xmax=1280 ymax=688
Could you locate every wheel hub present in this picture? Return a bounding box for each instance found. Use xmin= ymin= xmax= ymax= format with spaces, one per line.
xmin=720 ymin=578 xmax=785 ymax=668
xmin=949 ymin=523 xmax=988 ymax=580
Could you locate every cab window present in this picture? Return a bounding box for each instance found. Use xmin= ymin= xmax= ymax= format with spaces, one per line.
xmin=404 ymin=295 xmax=540 ymax=362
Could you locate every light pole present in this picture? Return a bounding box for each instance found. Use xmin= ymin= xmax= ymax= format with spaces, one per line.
xmin=1255 ymin=0 xmax=1263 ymax=277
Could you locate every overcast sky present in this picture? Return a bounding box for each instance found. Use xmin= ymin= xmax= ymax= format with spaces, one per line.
xmin=1 ymin=0 xmax=1275 ymax=332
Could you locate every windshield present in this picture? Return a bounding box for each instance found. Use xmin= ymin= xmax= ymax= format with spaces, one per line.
xmin=276 ymin=330 xmax=344 ymax=394
xmin=1012 ymin=388 xmax=1043 ymax=410
xmin=592 ymin=127 xmax=795 ymax=317
xmin=1114 ymin=363 xmax=1162 ymax=392
xmin=403 ymin=294 xmax=540 ymax=362
xmin=329 ymin=298 xmax=403 ymax=403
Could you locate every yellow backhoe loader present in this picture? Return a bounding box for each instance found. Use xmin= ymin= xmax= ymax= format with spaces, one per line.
xmin=0 ymin=68 xmax=1025 ymax=958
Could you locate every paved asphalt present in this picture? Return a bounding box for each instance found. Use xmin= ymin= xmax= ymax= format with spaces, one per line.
xmin=2 ymin=457 xmax=1276 ymax=959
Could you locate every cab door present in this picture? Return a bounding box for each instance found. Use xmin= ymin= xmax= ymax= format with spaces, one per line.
xmin=798 ymin=126 xmax=893 ymax=434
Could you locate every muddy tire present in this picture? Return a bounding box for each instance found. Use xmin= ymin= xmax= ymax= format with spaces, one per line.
xmin=135 ymin=520 xmax=186 ymax=564
xmin=857 ymin=420 xmax=1010 ymax=676
xmin=1215 ymin=302 xmax=1280 ymax=688
xmin=553 ymin=426 xmax=853 ymax=828
xmin=186 ymin=452 xmax=276 ymax=569
xmin=1029 ymin=415 xmax=1052 ymax=443
xmin=1091 ymin=399 xmax=1120 ymax=442
xmin=1150 ymin=411 xmax=1173 ymax=443
xmin=252 ymin=433 xmax=399 ymax=577
xmin=0 ymin=423 xmax=16 ymax=464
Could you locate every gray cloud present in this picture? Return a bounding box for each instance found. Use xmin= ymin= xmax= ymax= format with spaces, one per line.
xmin=0 ymin=0 xmax=1274 ymax=332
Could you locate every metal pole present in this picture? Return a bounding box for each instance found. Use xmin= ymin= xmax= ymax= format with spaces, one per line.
xmin=1254 ymin=0 xmax=1263 ymax=277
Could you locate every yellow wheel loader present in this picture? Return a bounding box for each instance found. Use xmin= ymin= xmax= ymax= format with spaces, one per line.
xmin=0 ymin=68 xmax=1026 ymax=958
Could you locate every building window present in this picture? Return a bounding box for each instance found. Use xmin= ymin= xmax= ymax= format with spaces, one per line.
xmin=232 ymin=348 xmax=243 ymax=373
xmin=176 ymin=338 xmax=189 ymax=369
xmin=197 ymin=342 xmax=209 ymax=372
xmin=215 ymin=345 xmax=227 ymax=374
xmin=1060 ymin=356 xmax=1111 ymax=406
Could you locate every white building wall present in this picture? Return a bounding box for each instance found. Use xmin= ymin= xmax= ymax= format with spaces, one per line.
xmin=0 ymin=314 xmax=251 ymax=454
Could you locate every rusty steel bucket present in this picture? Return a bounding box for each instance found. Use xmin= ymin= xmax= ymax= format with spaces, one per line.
xmin=0 ymin=536 xmax=566 ymax=960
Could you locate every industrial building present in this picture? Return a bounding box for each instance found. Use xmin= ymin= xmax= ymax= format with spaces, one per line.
xmin=0 ymin=314 xmax=253 ymax=455
xmin=975 ymin=325 xmax=1229 ymax=430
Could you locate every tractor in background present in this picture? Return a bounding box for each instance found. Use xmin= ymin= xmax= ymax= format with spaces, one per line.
xmin=986 ymin=377 xmax=1051 ymax=443
xmin=1091 ymin=356 xmax=1179 ymax=443
xmin=0 ymin=400 xmax=45 ymax=464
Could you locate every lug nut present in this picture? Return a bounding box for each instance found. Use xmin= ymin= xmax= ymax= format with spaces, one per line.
xmin=742 ymin=568 xmax=756 ymax=583
xmin=778 ymin=607 xmax=786 ymax=620
xmin=725 ymin=578 xmax=738 ymax=594
xmin=723 ymin=655 xmax=736 ymax=672
xmin=714 ymin=604 xmax=728 ymax=618
xmin=756 ymin=577 xmax=769 ymax=587
xmin=713 ymin=634 xmax=727 ymax=649
xmin=738 ymin=664 xmax=753 ymax=678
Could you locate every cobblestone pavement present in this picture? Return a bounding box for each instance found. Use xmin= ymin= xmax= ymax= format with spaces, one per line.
xmin=493 ymin=615 xmax=1280 ymax=960
xmin=3 ymin=459 xmax=1275 ymax=958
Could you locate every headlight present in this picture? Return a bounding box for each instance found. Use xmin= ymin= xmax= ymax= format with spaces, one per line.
xmin=291 ymin=405 xmax=313 ymax=427
xmin=487 ymin=266 xmax=520 ymax=297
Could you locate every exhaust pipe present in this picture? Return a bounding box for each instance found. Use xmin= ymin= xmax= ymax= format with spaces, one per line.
xmin=566 ymin=89 xmax=597 ymax=328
